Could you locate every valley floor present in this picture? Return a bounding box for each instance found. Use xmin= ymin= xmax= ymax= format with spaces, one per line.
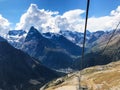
xmin=40 ymin=60 xmax=120 ymax=90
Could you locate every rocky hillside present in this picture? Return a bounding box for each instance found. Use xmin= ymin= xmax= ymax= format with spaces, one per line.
xmin=90 ymin=29 xmax=120 ymax=53
xmin=73 ymin=29 xmax=120 ymax=70
xmin=0 ymin=36 xmax=59 ymax=90
xmin=40 ymin=60 xmax=120 ymax=90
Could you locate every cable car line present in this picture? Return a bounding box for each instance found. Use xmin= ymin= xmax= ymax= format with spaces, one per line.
xmin=102 ymin=21 xmax=120 ymax=54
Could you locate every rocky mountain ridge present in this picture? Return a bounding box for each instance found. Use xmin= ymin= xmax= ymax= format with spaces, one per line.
xmin=0 ymin=36 xmax=59 ymax=90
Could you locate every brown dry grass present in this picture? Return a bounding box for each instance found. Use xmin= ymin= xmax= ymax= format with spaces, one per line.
xmin=41 ymin=61 xmax=120 ymax=90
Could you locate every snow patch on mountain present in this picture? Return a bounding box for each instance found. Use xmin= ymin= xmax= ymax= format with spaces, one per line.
xmin=6 ymin=30 xmax=27 ymax=48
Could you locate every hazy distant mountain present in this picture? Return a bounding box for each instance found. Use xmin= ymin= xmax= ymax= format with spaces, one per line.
xmin=0 ymin=36 xmax=59 ymax=90
xmin=7 ymin=30 xmax=27 ymax=48
xmin=59 ymin=30 xmax=107 ymax=51
xmin=86 ymin=31 xmax=105 ymax=47
xmin=8 ymin=30 xmax=26 ymax=36
xmin=60 ymin=30 xmax=84 ymax=47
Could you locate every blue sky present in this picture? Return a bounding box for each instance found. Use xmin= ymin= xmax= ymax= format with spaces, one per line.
xmin=0 ymin=0 xmax=120 ymax=24
xmin=0 ymin=0 xmax=86 ymax=24
xmin=0 ymin=0 xmax=120 ymax=34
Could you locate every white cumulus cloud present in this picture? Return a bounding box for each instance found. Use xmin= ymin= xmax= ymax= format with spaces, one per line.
xmin=87 ymin=6 xmax=120 ymax=32
xmin=58 ymin=9 xmax=85 ymax=32
xmin=0 ymin=14 xmax=10 ymax=37
xmin=15 ymin=4 xmax=85 ymax=33
xmin=15 ymin=4 xmax=120 ymax=33
xmin=15 ymin=4 xmax=60 ymax=33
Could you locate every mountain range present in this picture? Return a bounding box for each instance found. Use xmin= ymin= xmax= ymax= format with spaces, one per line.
xmin=74 ymin=29 xmax=120 ymax=70
xmin=7 ymin=27 xmax=83 ymax=72
xmin=6 ymin=27 xmax=120 ymax=71
xmin=0 ymin=26 xmax=120 ymax=90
